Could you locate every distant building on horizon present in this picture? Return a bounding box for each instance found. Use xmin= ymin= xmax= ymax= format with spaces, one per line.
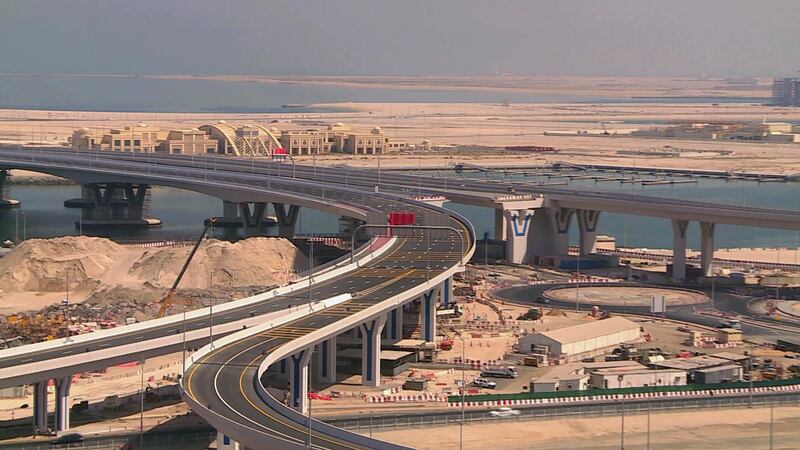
xmin=772 ymin=78 xmax=800 ymax=106
xmin=70 ymin=122 xmax=406 ymax=156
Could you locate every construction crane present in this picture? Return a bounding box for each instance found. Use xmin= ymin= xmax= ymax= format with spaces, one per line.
xmin=154 ymin=219 xmax=215 ymax=319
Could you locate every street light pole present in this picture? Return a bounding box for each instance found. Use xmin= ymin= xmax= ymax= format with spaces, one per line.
xmin=63 ymin=268 xmax=71 ymax=341
xmin=459 ymin=333 xmax=466 ymax=450
xmin=710 ymin=263 xmax=716 ymax=311
xmin=307 ymin=347 xmax=314 ymax=450
xmin=140 ymin=356 xmax=145 ymax=449
xmin=619 ymin=374 xmax=625 ymax=450
xmin=769 ymin=400 xmax=774 ymax=450
xmin=308 ymin=239 xmax=314 ymax=308
xmin=209 ymin=270 xmax=214 ymax=347
xmin=575 ymin=252 xmax=581 ymax=312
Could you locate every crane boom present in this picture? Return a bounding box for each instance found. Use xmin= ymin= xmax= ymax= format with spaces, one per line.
xmin=155 ymin=219 xmax=215 ymax=318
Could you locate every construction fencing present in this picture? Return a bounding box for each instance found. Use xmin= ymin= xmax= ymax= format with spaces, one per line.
xmin=447 ymin=378 xmax=800 ymax=404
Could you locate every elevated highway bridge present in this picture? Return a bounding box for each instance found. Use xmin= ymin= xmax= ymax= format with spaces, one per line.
xmin=0 ymin=148 xmax=798 ymax=448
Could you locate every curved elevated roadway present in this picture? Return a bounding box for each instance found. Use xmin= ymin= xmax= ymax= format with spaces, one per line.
xmin=0 ymin=148 xmax=474 ymax=449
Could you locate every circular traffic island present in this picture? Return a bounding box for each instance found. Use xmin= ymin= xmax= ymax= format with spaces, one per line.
xmin=544 ymin=285 xmax=708 ymax=308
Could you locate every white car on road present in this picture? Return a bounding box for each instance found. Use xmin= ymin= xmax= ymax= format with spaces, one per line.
xmin=489 ymin=407 xmax=521 ymax=418
xmin=473 ymin=378 xmax=497 ymax=389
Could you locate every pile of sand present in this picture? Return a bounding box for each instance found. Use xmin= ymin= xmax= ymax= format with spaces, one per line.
xmin=0 ymin=236 xmax=308 ymax=313
xmin=0 ymin=236 xmax=125 ymax=292
xmin=127 ymin=237 xmax=307 ymax=289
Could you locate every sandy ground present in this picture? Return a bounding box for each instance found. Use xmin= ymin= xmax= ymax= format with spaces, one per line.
xmin=368 ymin=405 xmax=800 ymax=450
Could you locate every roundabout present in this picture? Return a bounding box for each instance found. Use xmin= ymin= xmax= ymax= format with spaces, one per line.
xmin=543 ymin=285 xmax=708 ymax=308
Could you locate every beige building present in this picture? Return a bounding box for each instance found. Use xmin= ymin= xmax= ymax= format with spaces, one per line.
xmin=339 ymin=127 xmax=387 ymax=154
xmin=157 ymin=129 xmax=218 ymax=155
xmin=279 ymin=130 xmax=334 ymax=155
xmin=71 ymin=125 xmax=163 ymax=152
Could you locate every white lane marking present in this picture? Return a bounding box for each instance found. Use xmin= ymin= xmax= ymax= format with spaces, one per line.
xmin=209 ymin=337 xmax=307 ymax=445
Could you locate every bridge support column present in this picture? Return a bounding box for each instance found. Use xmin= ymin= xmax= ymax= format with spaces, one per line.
xmin=217 ymin=431 xmax=241 ymax=450
xmin=359 ymin=316 xmax=386 ymax=387
xmin=0 ymin=170 xmax=20 ymax=208
xmin=504 ymin=209 xmax=534 ymax=264
xmin=33 ymin=380 xmax=48 ymax=434
xmin=238 ymin=202 xmax=268 ymax=231
xmin=386 ymin=306 xmax=404 ymax=342
xmin=75 ymin=183 xmax=159 ymax=228
xmin=316 ymin=336 xmax=337 ymax=384
xmin=419 ymin=286 xmax=441 ymax=343
xmin=700 ymin=221 xmax=716 ymax=277
xmin=577 ymin=210 xmax=601 ymax=255
xmin=442 ymin=276 xmax=453 ymax=308
xmin=279 ymin=358 xmax=287 ymax=377
xmin=222 ymin=200 xmax=238 ymax=221
xmin=548 ymin=207 xmax=574 ymax=256
xmin=671 ymin=219 xmax=689 ymax=282
xmin=273 ymin=203 xmax=300 ymax=238
xmin=54 ymin=376 xmax=72 ymax=433
xmin=494 ymin=209 xmax=507 ymax=241
xmin=287 ymin=349 xmax=312 ymax=414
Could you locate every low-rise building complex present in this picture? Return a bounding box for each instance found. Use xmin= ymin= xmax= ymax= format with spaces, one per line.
xmin=70 ymin=122 xmax=404 ymax=156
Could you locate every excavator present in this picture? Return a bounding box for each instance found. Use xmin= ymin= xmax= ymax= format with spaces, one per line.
xmin=154 ymin=219 xmax=215 ymax=319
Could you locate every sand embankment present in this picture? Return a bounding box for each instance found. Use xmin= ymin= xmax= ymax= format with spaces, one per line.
xmin=0 ymin=236 xmax=307 ymax=314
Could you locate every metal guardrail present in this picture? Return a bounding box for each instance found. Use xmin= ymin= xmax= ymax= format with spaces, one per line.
xmin=327 ymin=392 xmax=800 ymax=433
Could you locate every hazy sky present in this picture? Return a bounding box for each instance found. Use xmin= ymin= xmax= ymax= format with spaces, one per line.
xmin=1 ymin=0 xmax=797 ymax=77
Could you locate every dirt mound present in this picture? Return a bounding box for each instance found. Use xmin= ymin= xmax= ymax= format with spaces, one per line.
xmin=0 ymin=236 xmax=308 ymax=314
xmin=0 ymin=236 xmax=125 ymax=292
xmin=127 ymin=237 xmax=307 ymax=289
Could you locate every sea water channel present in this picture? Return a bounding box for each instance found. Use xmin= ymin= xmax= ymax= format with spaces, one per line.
xmin=0 ymin=169 xmax=798 ymax=251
